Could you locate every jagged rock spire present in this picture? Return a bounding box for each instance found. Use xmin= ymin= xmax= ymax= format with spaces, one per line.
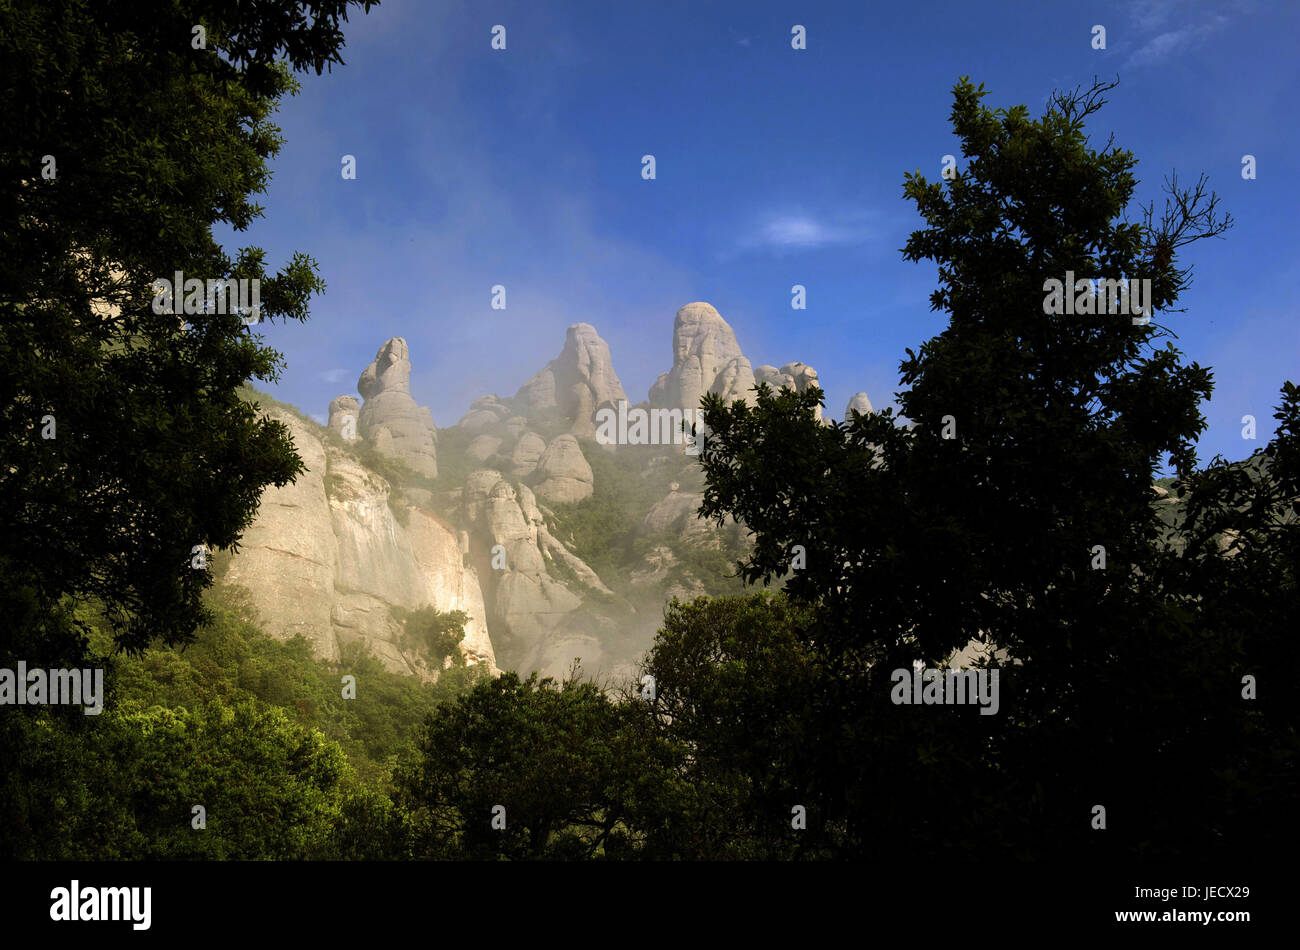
xmin=356 ymin=337 xmax=438 ymax=477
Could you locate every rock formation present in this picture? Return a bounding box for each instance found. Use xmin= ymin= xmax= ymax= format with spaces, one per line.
xmin=228 ymin=307 xmax=829 ymax=685
xmin=456 ymin=394 xmax=512 ymax=434
xmin=640 ymin=487 xmax=702 ymax=535
xmin=356 ymin=337 xmax=438 ymax=477
xmin=845 ymin=392 xmax=873 ymax=419
xmin=639 ymin=486 xmax=715 ymax=546
xmin=509 ymin=431 xmax=548 ymax=478
xmin=533 ymin=433 xmax=595 ymax=503
xmin=629 ymin=545 xmax=708 ymax=602
xmin=514 ymin=323 xmax=628 ymax=437
xmin=223 ymin=407 xmax=495 ymax=677
xmin=466 ymin=434 xmax=503 ymax=463
xmin=755 ymin=361 xmax=824 ymax=420
xmin=784 ymin=362 xmax=819 ymax=389
xmin=328 ymin=395 xmax=359 ymax=439
xmin=649 ymin=302 xmax=757 ymax=412
xmin=460 ymin=470 xmax=610 ymax=674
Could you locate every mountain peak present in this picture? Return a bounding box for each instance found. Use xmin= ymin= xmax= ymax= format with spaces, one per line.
xmin=513 ymin=322 xmax=627 ymax=437
xmin=650 ymin=301 xmax=755 ymax=411
xmin=356 ymin=337 xmax=438 ymax=478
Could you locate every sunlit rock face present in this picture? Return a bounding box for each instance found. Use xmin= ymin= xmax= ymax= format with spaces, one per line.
xmin=755 ymin=361 xmax=825 ymax=420
xmin=649 ymin=302 xmax=756 ymax=412
xmin=533 ymin=434 xmax=594 ymax=504
xmin=231 ymin=304 xmax=832 ymax=684
xmin=459 ymin=470 xmax=610 ymax=675
xmin=357 ymin=337 xmax=438 ymax=478
xmin=224 ymin=407 xmax=494 ymax=678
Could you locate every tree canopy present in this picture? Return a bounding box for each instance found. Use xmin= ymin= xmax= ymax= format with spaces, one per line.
xmin=1 ymin=0 xmax=375 ymax=666
xmin=691 ymin=77 xmax=1295 ymax=858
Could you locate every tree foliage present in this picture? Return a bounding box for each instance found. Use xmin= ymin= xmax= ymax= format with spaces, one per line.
xmin=0 ymin=0 xmax=375 ymax=665
xmin=396 ymin=606 xmax=470 ymax=667
xmin=397 ymin=670 xmax=642 ymax=859
xmin=691 ymin=77 xmax=1295 ymax=858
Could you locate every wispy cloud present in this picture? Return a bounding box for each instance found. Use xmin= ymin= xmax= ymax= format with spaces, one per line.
xmin=735 ymin=212 xmax=873 ymax=255
xmin=1129 ymin=0 xmax=1183 ymax=31
xmin=259 ymin=9 xmax=696 ymax=426
xmin=1123 ymin=1 xmax=1244 ymax=67
xmin=1126 ymin=15 xmax=1230 ymax=66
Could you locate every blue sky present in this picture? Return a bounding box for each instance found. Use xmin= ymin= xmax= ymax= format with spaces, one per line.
xmin=230 ymin=0 xmax=1298 ymax=466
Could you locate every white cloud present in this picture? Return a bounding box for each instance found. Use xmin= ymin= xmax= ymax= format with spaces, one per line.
xmin=739 ymin=213 xmax=872 ymax=254
xmin=1129 ymin=0 xmax=1182 ymax=31
xmin=1124 ymin=1 xmax=1242 ymax=67
xmin=1126 ymin=16 xmax=1229 ymax=66
xmin=319 ymin=367 xmax=351 ymax=384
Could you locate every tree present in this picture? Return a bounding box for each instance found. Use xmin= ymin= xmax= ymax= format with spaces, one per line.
xmin=396 ymin=670 xmax=648 ymax=860
xmin=0 ymin=0 xmax=377 ymax=667
xmin=694 ymin=77 xmax=1293 ymax=858
xmin=396 ymin=606 xmax=470 ymax=667
xmin=1 ymin=701 xmax=349 ymax=859
xmin=635 ymin=594 xmax=828 ymax=858
xmin=0 ymin=0 xmax=380 ymax=862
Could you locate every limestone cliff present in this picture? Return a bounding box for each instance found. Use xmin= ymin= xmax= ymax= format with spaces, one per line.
xmin=223 ymin=407 xmax=494 ymax=678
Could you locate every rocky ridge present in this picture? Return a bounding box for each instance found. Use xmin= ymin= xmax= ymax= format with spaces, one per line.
xmin=222 ymin=407 xmax=495 ymax=679
xmin=227 ymin=302 xmax=873 ymax=680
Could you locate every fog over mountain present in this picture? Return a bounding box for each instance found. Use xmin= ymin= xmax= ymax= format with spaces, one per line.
xmin=227 ymin=302 xmax=867 ymax=680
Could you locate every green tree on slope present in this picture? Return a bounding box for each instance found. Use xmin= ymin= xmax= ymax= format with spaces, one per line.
xmin=694 ymin=77 xmax=1296 ymax=858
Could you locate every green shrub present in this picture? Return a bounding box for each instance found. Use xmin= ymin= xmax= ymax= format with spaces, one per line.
xmin=394 ymin=605 xmax=469 ymax=667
